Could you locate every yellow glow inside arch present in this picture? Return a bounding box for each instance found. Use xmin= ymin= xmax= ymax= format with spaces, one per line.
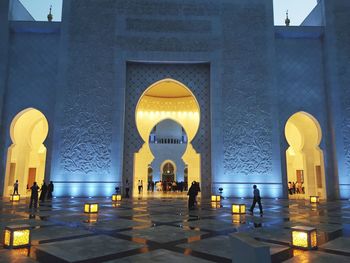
xmin=285 ymin=111 xmax=326 ymax=200
xmin=133 ymin=79 xmax=201 ymax=197
xmin=3 ymin=108 xmax=48 ymax=197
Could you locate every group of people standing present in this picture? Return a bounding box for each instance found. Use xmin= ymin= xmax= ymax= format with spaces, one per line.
xmin=152 ymin=180 xmax=187 ymax=192
xmin=13 ymin=180 xmax=54 ymax=209
xmin=27 ymin=181 xmax=54 ymax=209
xmin=288 ymin=181 xmax=305 ymax=195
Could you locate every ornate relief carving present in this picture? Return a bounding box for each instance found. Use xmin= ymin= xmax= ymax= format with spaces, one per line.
xmin=60 ymin=84 xmax=113 ymax=174
xmin=223 ymin=88 xmax=273 ymax=176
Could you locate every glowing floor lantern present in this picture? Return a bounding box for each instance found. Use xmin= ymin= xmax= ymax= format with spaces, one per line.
xmin=10 ymin=194 xmax=20 ymax=202
xmin=112 ymin=194 xmax=122 ymax=201
xmin=231 ymin=204 xmax=246 ymax=214
xmin=211 ymin=195 xmax=221 ymax=202
xmin=84 ymin=203 xmax=99 ymax=213
xmin=310 ymin=196 xmax=319 ymax=204
xmin=3 ymin=225 xmax=31 ymax=248
xmin=291 ymin=226 xmax=317 ymax=249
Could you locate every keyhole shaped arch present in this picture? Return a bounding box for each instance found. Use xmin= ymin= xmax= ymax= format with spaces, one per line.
xmin=160 ymin=159 xmax=177 ymax=174
xmin=133 ymin=78 xmax=201 ymax=197
xmin=285 ymin=111 xmax=326 ymax=200
xmin=3 ymin=108 xmax=48 ymax=197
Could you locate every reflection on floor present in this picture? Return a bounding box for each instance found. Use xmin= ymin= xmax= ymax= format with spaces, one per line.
xmin=139 ymin=191 xmax=189 ymax=198
xmin=0 ymin=197 xmax=349 ymax=262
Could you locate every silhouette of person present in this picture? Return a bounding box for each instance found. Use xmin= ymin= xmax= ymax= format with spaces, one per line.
xmin=39 ymin=181 xmax=47 ymax=202
xmin=138 ymin=180 xmax=142 ymax=194
xmin=187 ymin=181 xmax=198 ymax=210
xmin=249 ymin=185 xmax=263 ymax=214
xmin=13 ymin=180 xmax=19 ymax=195
xmin=47 ymin=181 xmax=54 ymax=199
xmin=125 ymin=179 xmax=130 ymax=198
xmin=29 ymin=182 xmax=40 ymax=209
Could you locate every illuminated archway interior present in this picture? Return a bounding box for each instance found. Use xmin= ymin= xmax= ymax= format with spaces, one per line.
xmin=134 ymin=78 xmax=200 ymax=197
xmin=285 ymin=112 xmax=326 ymax=199
xmin=3 ymin=108 xmax=48 ymax=197
xmin=149 ymin=119 xmax=187 ymax=184
xmin=160 ymin=160 xmax=176 ymax=182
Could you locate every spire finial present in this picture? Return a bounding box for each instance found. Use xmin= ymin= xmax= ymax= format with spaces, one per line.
xmin=285 ymin=10 xmax=290 ymax=26
xmin=47 ymin=5 xmax=53 ymax=22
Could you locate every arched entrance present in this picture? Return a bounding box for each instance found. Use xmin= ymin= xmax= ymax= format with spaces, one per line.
xmin=3 ymin=108 xmax=48 ymax=197
xmin=285 ymin=112 xmax=326 ymax=199
xmin=133 ymin=78 xmax=201 ymax=197
xmin=161 ymin=160 xmax=176 ymax=182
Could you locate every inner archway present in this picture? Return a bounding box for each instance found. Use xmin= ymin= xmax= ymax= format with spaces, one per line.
xmin=133 ymin=78 xmax=201 ymax=197
xmin=161 ymin=160 xmax=176 ymax=182
xmin=3 ymin=108 xmax=48 ymax=197
xmin=285 ymin=112 xmax=326 ymax=199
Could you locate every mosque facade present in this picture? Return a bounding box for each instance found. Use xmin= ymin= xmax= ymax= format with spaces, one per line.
xmin=0 ymin=0 xmax=349 ymax=199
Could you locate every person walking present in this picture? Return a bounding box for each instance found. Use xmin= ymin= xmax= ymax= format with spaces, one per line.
xmin=29 ymin=182 xmax=40 ymax=209
xmin=137 ymin=180 xmax=142 ymax=194
xmin=47 ymin=181 xmax=54 ymax=199
xmin=40 ymin=181 xmax=47 ymax=202
xmin=125 ymin=179 xmax=130 ymax=198
xmin=249 ymin=185 xmax=263 ymax=214
xmin=13 ymin=180 xmax=19 ymax=195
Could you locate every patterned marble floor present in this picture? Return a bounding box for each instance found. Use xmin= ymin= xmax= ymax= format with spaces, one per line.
xmin=0 ymin=196 xmax=350 ymax=262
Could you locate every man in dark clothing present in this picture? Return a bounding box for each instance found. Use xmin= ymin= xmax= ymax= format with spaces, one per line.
xmin=47 ymin=181 xmax=54 ymax=199
xmin=29 ymin=182 xmax=40 ymax=209
xmin=39 ymin=181 xmax=47 ymax=202
xmin=249 ymin=185 xmax=263 ymax=214
xmin=13 ymin=180 xmax=19 ymax=195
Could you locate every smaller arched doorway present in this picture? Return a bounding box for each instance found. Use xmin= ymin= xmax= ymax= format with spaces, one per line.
xmin=161 ymin=160 xmax=176 ymax=182
xmin=285 ymin=112 xmax=326 ymax=199
xmin=3 ymin=108 xmax=48 ymax=197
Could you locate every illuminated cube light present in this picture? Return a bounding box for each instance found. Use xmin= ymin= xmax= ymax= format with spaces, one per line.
xmin=3 ymin=225 xmax=31 ymax=249
xmin=112 ymin=194 xmax=122 ymax=201
xmin=310 ymin=196 xmax=319 ymax=204
xmin=10 ymin=194 xmax=20 ymax=202
xmin=211 ymin=195 xmax=221 ymax=202
xmin=291 ymin=226 xmax=317 ymax=250
xmin=231 ymin=204 xmax=246 ymax=214
xmin=84 ymin=203 xmax=99 ymax=213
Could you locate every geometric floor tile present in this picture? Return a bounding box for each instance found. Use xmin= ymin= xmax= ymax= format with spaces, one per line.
xmin=120 ymin=225 xmax=206 ymax=243
xmin=36 ymin=235 xmax=143 ymax=262
xmin=104 ymin=249 xmax=214 ymax=263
